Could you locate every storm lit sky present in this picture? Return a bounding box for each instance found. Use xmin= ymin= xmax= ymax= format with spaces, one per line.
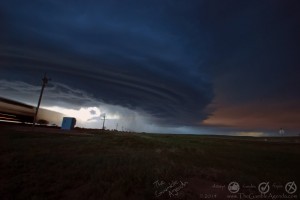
xmin=1 ymin=0 xmax=299 ymax=136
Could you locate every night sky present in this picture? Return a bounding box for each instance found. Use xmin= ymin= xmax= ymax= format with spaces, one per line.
xmin=1 ymin=0 xmax=299 ymax=135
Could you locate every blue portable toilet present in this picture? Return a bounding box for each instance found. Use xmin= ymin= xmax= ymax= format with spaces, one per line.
xmin=61 ymin=117 xmax=76 ymax=130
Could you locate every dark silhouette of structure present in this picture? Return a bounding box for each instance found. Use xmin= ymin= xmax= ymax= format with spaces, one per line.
xmin=33 ymin=73 xmax=50 ymax=127
xmin=101 ymin=113 xmax=106 ymax=130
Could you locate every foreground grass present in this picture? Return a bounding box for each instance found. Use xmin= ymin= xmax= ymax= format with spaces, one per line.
xmin=0 ymin=128 xmax=299 ymax=199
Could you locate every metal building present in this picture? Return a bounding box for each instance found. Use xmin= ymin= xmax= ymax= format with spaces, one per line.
xmin=61 ymin=117 xmax=76 ymax=130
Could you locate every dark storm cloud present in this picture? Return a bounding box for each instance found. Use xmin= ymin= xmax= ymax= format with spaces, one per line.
xmin=0 ymin=0 xmax=213 ymax=126
xmin=0 ymin=80 xmax=98 ymax=108
xmin=198 ymin=1 xmax=300 ymax=102
xmin=1 ymin=0 xmax=299 ymax=130
xmin=197 ymin=0 xmax=300 ymax=131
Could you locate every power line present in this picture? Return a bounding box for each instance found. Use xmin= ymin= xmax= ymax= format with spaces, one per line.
xmin=32 ymin=73 xmax=50 ymax=128
xmin=101 ymin=113 xmax=106 ymax=130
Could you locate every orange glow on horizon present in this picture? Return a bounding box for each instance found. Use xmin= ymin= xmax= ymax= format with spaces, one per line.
xmin=202 ymin=100 xmax=300 ymax=130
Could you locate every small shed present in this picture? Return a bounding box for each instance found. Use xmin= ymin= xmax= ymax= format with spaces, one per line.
xmin=61 ymin=117 xmax=76 ymax=130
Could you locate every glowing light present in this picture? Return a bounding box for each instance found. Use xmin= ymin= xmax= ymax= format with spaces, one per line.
xmin=235 ymin=132 xmax=265 ymax=137
xmin=43 ymin=106 xmax=120 ymax=123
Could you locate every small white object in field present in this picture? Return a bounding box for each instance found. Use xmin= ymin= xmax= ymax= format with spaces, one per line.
xmin=279 ymin=128 xmax=285 ymax=135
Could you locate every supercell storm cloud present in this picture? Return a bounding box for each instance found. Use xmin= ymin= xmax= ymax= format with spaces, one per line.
xmin=0 ymin=0 xmax=214 ymax=126
xmin=0 ymin=0 xmax=300 ymax=133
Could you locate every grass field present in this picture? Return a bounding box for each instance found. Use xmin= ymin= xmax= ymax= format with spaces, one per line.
xmin=0 ymin=126 xmax=299 ymax=199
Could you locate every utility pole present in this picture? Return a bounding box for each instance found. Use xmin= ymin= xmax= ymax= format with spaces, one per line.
xmin=32 ymin=73 xmax=50 ymax=128
xmin=116 ymin=123 xmax=118 ymax=131
xmin=102 ymin=113 xmax=106 ymax=130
